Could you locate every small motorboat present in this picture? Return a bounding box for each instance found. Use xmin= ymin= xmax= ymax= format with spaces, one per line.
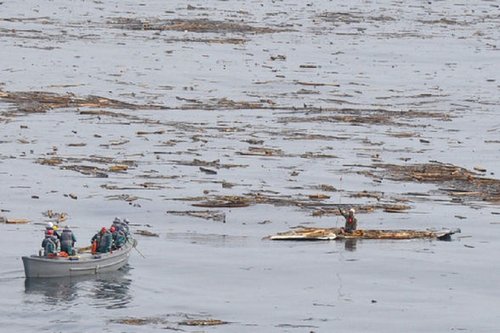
xmin=267 ymin=227 xmax=460 ymax=241
xmin=22 ymin=238 xmax=137 ymax=278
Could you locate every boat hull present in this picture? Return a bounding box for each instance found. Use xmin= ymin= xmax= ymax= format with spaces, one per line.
xmin=22 ymin=239 xmax=136 ymax=278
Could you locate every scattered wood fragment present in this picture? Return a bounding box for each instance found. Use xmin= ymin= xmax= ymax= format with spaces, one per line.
xmin=308 ymin=194 xmax=330 ymax=200
xmin=43 ymin=210 xmax=68 ymax=223
xmin=199 ymin=167 xmax=217 ymax=175
xmin=4 ymin=218 xmax=30 ymax=224
xmin=237 ymin=146 xmax=283 ymax=156
xmin=136 ymin=130 xmax=165 ymax=135
xmin=359 ymin=162 xmax=500 ymax=203
xmin=135 ymin=230 xmax=159 ymax=237
xmin=167 ymin=210 xmax=226 ymax=222
xmin=193 ymin=196 xmax=250 ymax=208
xmin=0 ymin=90 xmax=166 ymax=114
xmin=109 ymin=164 xmax=129 ymax=172
xmin=108 ymin=17 xmax=287 ymax=34
xmin=179 ymin=319 xmax=227 ymax=326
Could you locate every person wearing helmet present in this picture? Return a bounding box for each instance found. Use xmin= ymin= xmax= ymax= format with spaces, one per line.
xmin=46 ymin=221 xmax=62 ymax=241
xmin=112 ymin=217 xmax=130 ymax=239
xmin=110 ymin=226 xmax=126 ymax=250
xmin=339 ymin=207 xmax=358 ymax=233
xmin=41 ymin=229 xmax=58 ymax=256
xmin=91 ymin=227 xmax=106 ymax=253
xmin=92 ymin=227 xmax=112 ymax=253
xmin=60 ymin=226 xmax=77 ymax=255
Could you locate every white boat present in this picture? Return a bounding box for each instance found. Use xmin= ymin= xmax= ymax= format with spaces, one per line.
xmin=22 ymin=238 xmax=137 ymax=278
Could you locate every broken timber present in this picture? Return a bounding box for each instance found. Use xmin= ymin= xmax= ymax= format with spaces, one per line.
xmin=267 ymin=227 xmax=460 ymax=241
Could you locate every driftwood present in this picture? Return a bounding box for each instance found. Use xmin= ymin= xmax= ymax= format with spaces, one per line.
xmin=2 ymin=218 xmax=30 ymax=224
xmin=135 ymin=230 xmax=159 ymax=237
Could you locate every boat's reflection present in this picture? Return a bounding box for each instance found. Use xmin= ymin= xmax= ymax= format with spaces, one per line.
xmin=24 ymin=266 xmax=132 ymax=309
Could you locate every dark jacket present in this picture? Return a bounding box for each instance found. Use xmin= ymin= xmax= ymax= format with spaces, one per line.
xmin=41 ymin=236 xmax=57 ymax=256
xmin=98 ymin=231 xmax=113 ymax=253
xmin=60 ymin=228 xmax=76 ymax=254
xmin=339 ymin=208 xmax=358 ymax=232
xmin=112 ymin=230 xmax=126 ymax=249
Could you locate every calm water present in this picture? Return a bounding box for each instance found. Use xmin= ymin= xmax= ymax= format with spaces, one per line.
xmin=1 ymin=0 xmax=499 ymax=332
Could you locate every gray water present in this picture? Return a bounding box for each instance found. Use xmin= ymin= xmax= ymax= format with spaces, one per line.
xmin=1 ymin=0 xmax=499 ymax=332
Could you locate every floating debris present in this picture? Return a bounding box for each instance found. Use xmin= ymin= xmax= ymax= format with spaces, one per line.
xmin=237 ymin=146 xmax=284 ymax=157
xmin=199 ymin=167 xmax=217 ymax=175
xmin=179 ymin=319 xmax=227 ymax=326
xmin=108 ymin=164 xmax=129 ymax=172
xmin=360 ymin=162 xmax=500 ymax=203
xmin=0 ymin=90 xmax=166 ymax=114
xmin=43 ymin=210 xmax=68 ymax=223
xmin=135 ymin=230 xmax=159 ymax=237
xmin=267 ymin=227 xmax=460 ymax=241
xmin=308 ymin=194 xmax=331 ymax=200
xmin=167 ymin=210 xmax=226 ymax=223
xmin=108 ymin=17 xmax=287 ymax=34
xmin=2 ymin=218 xmax=30 ymax=224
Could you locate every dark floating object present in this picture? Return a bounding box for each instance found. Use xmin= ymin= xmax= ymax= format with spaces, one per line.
xmin=199 ymin=166 xmax=217 ymax=174
xmin=267 ymin=227 xmax=461 ymax=241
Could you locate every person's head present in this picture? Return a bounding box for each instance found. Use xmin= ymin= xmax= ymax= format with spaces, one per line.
xmin=113 ymin=217 xmax=121 ymax=223
xmin=110 ymin=226 xmax=116 ymax=233
xmin=101 ymin=227 xmax=107 ymax=234
xmin=349 ymin=208 xmax=355 ymax=216
xmin=46 ymin=229 xmax=54 ymax=236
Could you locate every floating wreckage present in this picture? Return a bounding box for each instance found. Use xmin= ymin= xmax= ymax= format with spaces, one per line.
xmin=267 ymin=227 xmax=460 ymax=241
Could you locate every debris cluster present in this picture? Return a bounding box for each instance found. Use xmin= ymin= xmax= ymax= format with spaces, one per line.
xmin=0 ymin=90 xmax=166 ymax=114
xmin=361 ymin=162 xmax=500 ymax=203
xmin=108 ymin=17 xmax=286 ymax=34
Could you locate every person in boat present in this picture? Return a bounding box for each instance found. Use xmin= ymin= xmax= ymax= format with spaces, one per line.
xmin=41 ymin=229 xmax=58 ymax=256
xmin=91 ymin=228 xmax=103 ymax=253
xmin=92 ymin=227 xmax=113 ymax=253
xmin=110 ymin=226 xmax=126 ymax=250
xmin=60 ymin=226 xmax=77 ymax=255
xmin=112 ymin=217 xmax=130 ymax=238
xmin=45 ymin=222 xmax=61 ymax=241
xmin=339 ymin=207 xmax=357 ymax=233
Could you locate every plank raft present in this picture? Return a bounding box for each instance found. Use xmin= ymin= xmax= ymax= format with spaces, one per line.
xmin=267 ymin=227 xmax=460 ymax=241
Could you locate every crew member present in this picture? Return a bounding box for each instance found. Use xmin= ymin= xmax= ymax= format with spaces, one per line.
xmin=60 ymin=226 xmax=77 ymax=255
xmin=110 ymin=226 xmax=126 ymax=249
xmin=41 ymin=229 xmax=58 ymax=256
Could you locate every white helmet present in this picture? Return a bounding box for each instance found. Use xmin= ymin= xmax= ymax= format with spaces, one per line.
xmin=349 ymin=208 xmax=355 ymax=214
xmin=46 ymin=222 xmax=54 ymax=228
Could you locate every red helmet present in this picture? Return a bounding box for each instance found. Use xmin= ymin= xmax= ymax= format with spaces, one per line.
xmin=101 ymin=227 xmax=107 ymax=233
xmin=110 ymin=226 xmax=116 ymax=232
xmin=46 ymin=229 xmax=54 ymax=235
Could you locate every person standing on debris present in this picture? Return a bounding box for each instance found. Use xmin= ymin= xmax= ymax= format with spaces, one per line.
xmin=60 ymin=226 xmax=77 ymax=255
xmin=41 ymin=229 xmax=58 ymax=256
xmin=339 ymin=207 xmax=358 ymax=233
